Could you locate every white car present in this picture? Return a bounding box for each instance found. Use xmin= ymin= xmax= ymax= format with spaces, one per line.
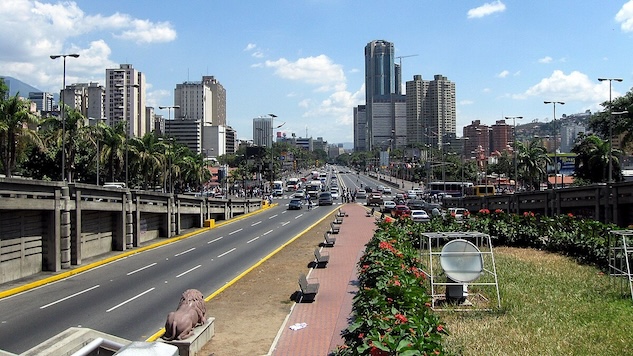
xmin=330 ymin=189 xmax=339 ymax=199
xmin=410 ymin=210 xmax=430 ymax=222
xmin=407 ymin=190 xmax=417 ymax=199
xmin=383 ymin=187 xmax=392 ymax=194
xmin=381 ymin=200 xmax=396 ymax=213
xmin=293 ymin=190 xmax=305 ymax=199
xmin=447 ymin=207 xmax=468 ymax=221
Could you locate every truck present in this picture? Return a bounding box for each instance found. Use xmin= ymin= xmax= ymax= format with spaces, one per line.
xmin=286 ymin=178 xmax=300 ymax=191
xmin=305 ymin=180 xmax=322 ymax=199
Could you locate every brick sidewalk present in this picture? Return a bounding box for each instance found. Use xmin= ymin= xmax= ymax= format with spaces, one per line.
xmin=270 ymin=203 xmax=376 ymax=355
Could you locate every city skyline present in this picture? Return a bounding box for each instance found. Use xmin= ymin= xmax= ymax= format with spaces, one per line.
xmin=1 ymin=1 xmax=633 ymax=144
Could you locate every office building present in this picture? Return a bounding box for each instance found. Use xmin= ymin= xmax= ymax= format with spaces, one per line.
xmin=407 ymin=74 xmax=456 ymax=148
xmin=353 ymin=105 xmax=367 ymax=151
xmin=105 ymin=64 xmax=146 ymax=137
xmin=174 ymin=76 xmax=226 ymax=126
xmin=463 ymin=120 xmax=491 ymax=157
xmin=28 ymin=92 xmax=54 ymax=113
xmin=253 ymin=117 xmax=273 ymax=147
xmin=491 ymin=120 xmax=513 ymax=154
xmin=60 ymin=82 xmax=106 ymax=121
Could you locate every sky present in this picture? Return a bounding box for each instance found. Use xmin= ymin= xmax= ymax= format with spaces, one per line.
xmin=1 ymin=0 xmax=633 ymax=145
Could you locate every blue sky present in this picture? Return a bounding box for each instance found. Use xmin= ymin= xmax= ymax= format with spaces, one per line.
xmin=1 ymin=0 xmax=633 ymax=145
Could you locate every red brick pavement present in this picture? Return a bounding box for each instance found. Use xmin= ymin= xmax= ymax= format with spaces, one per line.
xmin=270 ymin=203 xmax=376 ymax=356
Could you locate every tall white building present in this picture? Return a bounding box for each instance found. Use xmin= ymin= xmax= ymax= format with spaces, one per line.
xmin=105 ymin=64 xmax=146 ymax=137
xmin=174 ymin=76 xmax=226 ymax=126
xmin=60 ymin=82 xmax=106 ymax=121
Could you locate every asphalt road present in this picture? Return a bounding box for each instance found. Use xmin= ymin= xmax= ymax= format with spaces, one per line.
xmin=0 ymin=190 xmax=342 ymax=354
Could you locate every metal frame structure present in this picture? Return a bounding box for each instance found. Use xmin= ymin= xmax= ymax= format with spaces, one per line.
xmin=420 ymin=231 xmax=501 ymax=311
xmin=608 ymin=230 xmax=633 ymax=300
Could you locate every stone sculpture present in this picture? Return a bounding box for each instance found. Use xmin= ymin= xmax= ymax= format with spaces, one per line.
xmin=163 ymin=289 xmax=207 ymax=341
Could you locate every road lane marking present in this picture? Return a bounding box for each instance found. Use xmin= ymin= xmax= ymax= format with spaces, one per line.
xmin=262 ymin=230 xmax=273 ymax=236
xmin=281 ymin=221 xmax=290 ymax=226
xmin=217 ymin=248 xmax=236 ymax=258
xmin=281 ymin=211 xmax=287 ymax=214
xmin=127 ymin=263 xmax=157 ymax=275
xmin=176 ymin=265 xmax=202 ymax=278
xmin=207 ymin=236 xmax=223 ymax=244
xmin=106 ymin=288 xmax=155 ymax=312
xmin=247 ymin=236 xmax=260 ymax=243
xmin=294 ymin=214 xmax=303 ymax=219
xmin=174 ymin=248 xmax=195 ymax=257
xmin=229 ymin=229 xmax=242 ymax=235
xmin=251 ymin=221 xmax=262 ymax=226
xmin=268 ymin=214 xmax=278 ymax=219
xmin=40 ymin=285 xmax=100 ymax=309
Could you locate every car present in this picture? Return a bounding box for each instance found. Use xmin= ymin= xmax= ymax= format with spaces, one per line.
xmin=391 ymin=205 xmax=411 ymax=218
xmin=377 ymin=185 xmax=385 ymax=192
xmin=330 ymin=189 xmax=339 ymax=199
xmin=410 ymin=210 xmax=430 ymax=222
xmin=406 ymin=199 xmax=425 ymax=210
xmin=381 ymin=200 xmax=396 ymax=213
xmin=412 ymin=187 xmax=424 ymax=196
xmin=447 ymin=207 xmax=468 ymax=221
xmin=407 ymin=190 xmax=417 ymax=199
xmin=356 ymin=190 xmax=367 ymax=199
xmin=318 ymin=192 xmax=334 ymax=206
xmin=395 ymin=193 xmax=405 ymax=200
xmin=288 ymin=198 xmax=303 ymax=210
xmin=293 ymin=190 xmax=305 ymax=199
xmin=367 ymin=192 xmax=383 ymax=206
xmin=383 ymin=187 xmax=392 ymax=194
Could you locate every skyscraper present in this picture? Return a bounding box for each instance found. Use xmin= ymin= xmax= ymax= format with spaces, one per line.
xmin=363 ymin=40 xmax=406 ymax=151
xmin=253 ymin=117 xmax=273 ymax=147
xmin=174 ymin=76 xmax=226 ymax=126
xmin=105 ymin=64 xmax=146 ymax=137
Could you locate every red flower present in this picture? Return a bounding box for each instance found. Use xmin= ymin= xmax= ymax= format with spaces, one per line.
xmin=437 ymin=324 xmax=444 ymax=332
xmin=568 ymin=213 xmax=574 ymax=218
xmin=479 ymin=208 xmax=490 ymax=214
xmin=495 ymin=209 xmax=503 ymax=214
xmin=358 ymin=332 xmax=364 ymax=339
xmin=395 ymin=313 xmax=408 ymax=323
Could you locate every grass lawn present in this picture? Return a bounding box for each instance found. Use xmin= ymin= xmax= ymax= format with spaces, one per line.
xmin=442 ymin=247 xmax=633 ymax=355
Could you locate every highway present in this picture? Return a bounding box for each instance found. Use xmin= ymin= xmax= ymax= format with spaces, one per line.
xmin=0 ymin=168 xmax=397 ymax=353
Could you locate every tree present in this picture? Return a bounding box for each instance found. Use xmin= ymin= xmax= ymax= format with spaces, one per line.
xmin=0 ymin=94 xmax=42 ymax=177
xmin=572 ymin=133 xmax=622 ymax=183
xmin=100 ymin=122 xmax=126 ymax=182
xmin=516 ymin=139 xmax=551 ymax=190
xmin=588 ymin=89 xmax=633 ymax=151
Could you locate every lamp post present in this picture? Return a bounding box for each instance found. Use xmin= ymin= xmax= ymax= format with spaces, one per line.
xmin=505 ymin=116 xmax=523 ymax=191
xmin=544 ymin=101 xmax=564 ymax=188
xmin=118 ymin=83 xmax=140 ymax=188
xmin=456 ymin=137 xmax=469 ymax=197
xmin=598 ymin=78 xmax=623 ymax=184
xmin=267 ymin=114 xmax=285 ymax=186
xmin=159 ymin=105 xmax=180 ymax=193
xmin=50 ymin=53 xmax=80 ymax=182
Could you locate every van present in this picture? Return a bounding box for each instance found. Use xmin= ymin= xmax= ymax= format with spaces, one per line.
xmin=318 ymin=192 xmax=333 ymax=206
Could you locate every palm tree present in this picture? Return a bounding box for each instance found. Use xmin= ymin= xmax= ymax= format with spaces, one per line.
xmin=0 ymin=94 xmax=42 ymax=177
xmin=129 ymin=133 xmax=166 ymax=190
xmin=516 ymin=139 xmax=551 ymax=190
xmin=572 ymin=134 xmax=621 ymax=183
xmin=100 ymin=122 xmax=126 ymax=182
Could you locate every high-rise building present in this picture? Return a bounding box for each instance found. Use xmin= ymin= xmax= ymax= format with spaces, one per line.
xmin=353 ymin=105 xmax=367 ymax=151
xmin=491 ymin=120 xmax=512 ymax=154
xmin=60 ymin=82 xmax=106 ymax=121
xmin=253 ymin=117 xmax=273 ymax=147
xmin=364 ymin=40 xmax=406 ymax=150
xmin=463 ymin=120 xmax=491 ymax=157
xmin=174 ymin=76 xmax=226 ymax=126
xmin=105 ymin=64 xmax=146 ymax=137
xmin=28 ymin=92 xmax=54 ymax=113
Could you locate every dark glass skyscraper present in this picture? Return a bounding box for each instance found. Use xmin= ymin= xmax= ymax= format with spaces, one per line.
xmin=365 ymin=40 xmax=395 ymax=100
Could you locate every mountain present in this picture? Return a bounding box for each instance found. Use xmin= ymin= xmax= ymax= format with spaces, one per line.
xmin=1 ymin=76 xmax=45 ymax=98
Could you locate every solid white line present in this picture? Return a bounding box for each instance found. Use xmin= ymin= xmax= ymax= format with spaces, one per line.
xmin=207 ymin=236 xmax=223 ymax=244
xmin=127 ymin=263 xmax=157 ymax=275
xmin=268 ymin=214 xmax=278 ymax=219
xmin=247 ymin=236 xmax=260 ymax=243
xmin=281 ymin=211 xmax=287 ymax=214
xmin=262 ymin=230 xmax=273 ymax=236
xmin=174 ymin=247 xmax=195 ymax=257
xmin=40 ymin=285 xmax=100 ymax=309
xmin=294 ymin=214 xmax=303 ymax=219
xmin=281 ymin=221 xmax=290 ymax=226
xmin=106 ymin=287 xmax=155 ymax=312
xmin=229 ymin=228 xmax=243 ymax=235
xmin=176 ymin=264 xmax=202 ymax=278
xmin=217 ymin=248 xmax=236 ymax=258
xmin=251 ymin=221 xmax=262 ymax=226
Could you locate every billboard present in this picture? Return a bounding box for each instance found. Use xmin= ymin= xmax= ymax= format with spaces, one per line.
xmin=547 ymin=153 xmax=576 ymax=176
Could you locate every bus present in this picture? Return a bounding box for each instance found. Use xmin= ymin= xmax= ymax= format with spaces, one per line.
xmin=273 ymin=181 xmax=284 ymax=196
xmin=465 ymin=184 xmax=496 ymax=197
xmin=427 ymin=181 xmax=473 ymax=198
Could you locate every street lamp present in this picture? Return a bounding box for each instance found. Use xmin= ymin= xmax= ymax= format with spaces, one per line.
xmin=505 ymin=116 xmax=523 ymax=191
xmin=598 ymin=78 xmax=623 ymax=183
xmin=456 ymin=137 xmax=469 ymax=197
xmin=50 ymin=53 xmax=80 ymax=182
xmin=118 ymin=83 xmax=140 ymax=188
xmin=159 ymin=105 xmax=180 ymax=193
xmin=267 ymin=114 xmax=285 ymax=185
xmin=544 ymin=101 xmax=564 ymax=188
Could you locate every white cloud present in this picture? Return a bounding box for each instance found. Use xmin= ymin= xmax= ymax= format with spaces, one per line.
xmin=616 ymin=0 xmax=633 ymax=32
xmin=538 ymin=56 xmax=553 ymax=64
xmin=467 ymin=1 xmax=506 ymax=19
xmin=520 ymin=70 xmax=608 ymax=102
xmin=460 ymin=100 xmax=474 ymax=105
xmin=251 ymin=51 xmax=264 ymax=58
xmin=497 ymin=70 xmax=509 ymax=78
xmin=114 ymin=19 xmax=177 ymax=44
xmin=264 ymin=55 xmax=346 ymax=92
xmin=244 ymin=43 xmax=256 ymax=51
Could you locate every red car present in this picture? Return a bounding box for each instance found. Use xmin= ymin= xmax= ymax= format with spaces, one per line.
xmin=391 ymin=205 xmax=411 ymax=218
